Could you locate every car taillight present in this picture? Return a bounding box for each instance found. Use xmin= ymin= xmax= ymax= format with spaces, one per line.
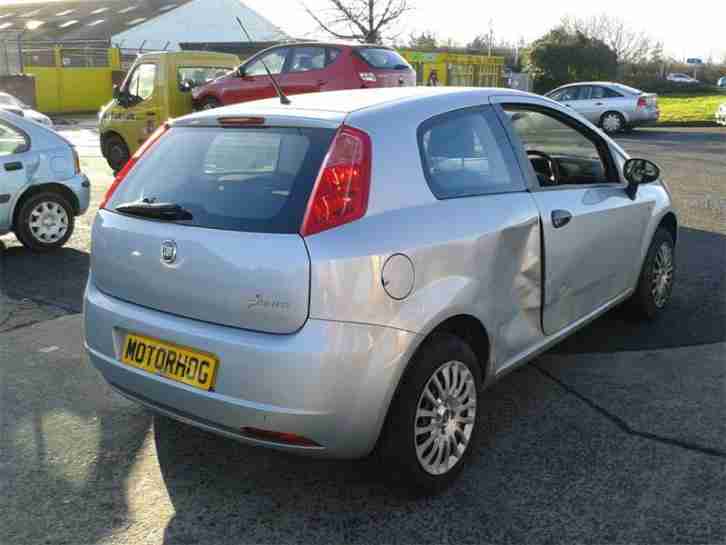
xmin=100 ymin=123 xmax=170 ymax=210
xmin=300 ymin=125 xmax=372 ymax=237
xmin=637 ymin=96 xmax=647 ymax=108
xmin=359 ymin=72 xmax=377 ymax=82
xmin=72 ymin=147 xmax=80 ymax=174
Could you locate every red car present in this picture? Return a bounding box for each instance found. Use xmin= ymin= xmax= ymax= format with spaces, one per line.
xmin=192 ymin=42 xmax=416 ymax=109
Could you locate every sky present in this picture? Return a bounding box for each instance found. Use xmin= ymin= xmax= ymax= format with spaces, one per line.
xmin=244 ymin=0 xmax=726 ymax=62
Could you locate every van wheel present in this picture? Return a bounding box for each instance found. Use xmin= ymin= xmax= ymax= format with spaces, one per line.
xmin=628 ymin=228 xmax=675 ymax=319
xmin=104 ymin=134 xmax=130 ymax=173
xmin=202 ymin=97 xmax=222 ymax=110
xmin=15 ymin=192 xmax=75 ymax=252
xmin=600 ymin=111 xmax=625 ymax=134
xmin=379 ymin=333 xmax=481 ymax=495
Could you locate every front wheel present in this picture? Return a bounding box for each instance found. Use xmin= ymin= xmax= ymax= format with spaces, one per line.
xmin=103 ymin=134 xmax=130 ymax=173
xmin=15 ymin=192 xmax=75 ymax=252
xmin=379 ymin=333 xmax=481 ymax=495
xmin=201 ymin=97 xmax=222 ymax=110
xmin=628 ymin=227 xmax=675 ymax=319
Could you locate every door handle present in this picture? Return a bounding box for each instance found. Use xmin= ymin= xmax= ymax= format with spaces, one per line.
xmin=551 ymin=209 xmax=572 ymax=229
xmin=4 ymin=161 xmax=23 ymax=172
xmin=595 ymin=102 xmax=604 ymax=106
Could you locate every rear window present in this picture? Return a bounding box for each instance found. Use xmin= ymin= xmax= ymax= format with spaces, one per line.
xmin=107 ymin=126 xmax=336 ymax=234
xmin=356 ymin=48 xmax=410 ymax=70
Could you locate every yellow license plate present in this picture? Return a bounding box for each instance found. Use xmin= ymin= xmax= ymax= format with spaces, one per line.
xmin=120 ymin=333 xmax=219 ymax=391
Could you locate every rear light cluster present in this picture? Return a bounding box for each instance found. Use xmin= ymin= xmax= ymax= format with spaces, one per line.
xmin=100 ymin=123 xmax=170 ymax=209
xmin=300 ymin=125 xmax=372 ymax=237
xmin=637 ymin=97 xmax=647 ymax=108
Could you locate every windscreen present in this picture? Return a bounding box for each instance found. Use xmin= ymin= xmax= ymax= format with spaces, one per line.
xmin=356 ymin=48 xmax=411 ymax=70
xmin=107 ymin=126 xmax=336 ymax=234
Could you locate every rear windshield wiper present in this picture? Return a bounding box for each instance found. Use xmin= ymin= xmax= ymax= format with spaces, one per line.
xmin=115 ymin=201 xmax=193 ymax=221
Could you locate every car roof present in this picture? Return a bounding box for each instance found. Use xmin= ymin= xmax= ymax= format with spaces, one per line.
xmin=182 ymin=87 xmax=533 ymax=124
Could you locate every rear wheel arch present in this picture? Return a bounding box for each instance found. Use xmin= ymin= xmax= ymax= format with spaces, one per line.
xmin=13 ymin=183 xmax=79 ymax=229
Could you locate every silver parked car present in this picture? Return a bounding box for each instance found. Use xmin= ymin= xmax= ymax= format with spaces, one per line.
xmin=84 ymin=87 xmax=677 ymax=493
xmin=0 ymin=92 xmax=54 ymax=127
xmin=0 ymin=111 xmax=89 ymax=251
xmin=545 ymin=82 xmax=659 ymax=133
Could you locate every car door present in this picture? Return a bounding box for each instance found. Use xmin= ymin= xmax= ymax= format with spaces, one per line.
xmin=230 ymin=47 xmax=290 ymax=103
xmin=121 ymin=62 xmax=161 ymax=154
xmin=495 ymin=99 xmax=652 ymax=336
xmin=577 ymin=85 xmax=611 ymax=123
xmin=0 ymin=120 xmax=31 ymax=231
xmin=280 ymin=46 xmax=327 ymax=96
xmin=554 ymin=85 xmax=586 ymax=114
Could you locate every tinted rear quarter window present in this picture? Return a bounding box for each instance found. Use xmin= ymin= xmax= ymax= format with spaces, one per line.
xmin=107 ymin=126 xmax=336 ymax=233
xmin=418 ymin=107 xmax=523 ymax=199
xmin=356 ymin=48 xmax=410 ymax=70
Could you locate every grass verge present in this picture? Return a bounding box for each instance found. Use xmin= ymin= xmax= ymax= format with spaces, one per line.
xmin=657 ymin=91 xmax=725 ymax=125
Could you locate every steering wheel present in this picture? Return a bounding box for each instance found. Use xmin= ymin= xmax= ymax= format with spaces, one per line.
xmin=526 ymin=150 xmax=561 ymax=186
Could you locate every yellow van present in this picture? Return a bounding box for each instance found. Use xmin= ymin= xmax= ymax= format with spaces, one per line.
xmin=98 ymin=51 xmax=239 ymax=171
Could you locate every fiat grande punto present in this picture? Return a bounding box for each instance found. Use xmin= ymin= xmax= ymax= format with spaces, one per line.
xmin=84 ymin=87 xmax=677 ymax=494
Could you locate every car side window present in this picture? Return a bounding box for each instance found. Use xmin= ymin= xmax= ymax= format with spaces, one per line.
xmin=418 ymin=107 xmax=523 ymax=199
xmin=602 ymin=87 xmax=622 ymax=98
xmin=246 ymin=48 xmax=289 ymax=76
xmin=126 ymin=63 xmax=156 ymax=101
xmin=326 ymin=48 xmax=341 ymax=65
xmin=503 ymin=105 xmax=615 ymax=187
xmin=590 ymin=86 xmax=607 ymax=99
xmin=0 ymin=121 xmax=29 ymax=156
xmin=289 ymin=47 xmax=326 ymax=72
xmin=559 ymin=87 xmax=583 ymax=101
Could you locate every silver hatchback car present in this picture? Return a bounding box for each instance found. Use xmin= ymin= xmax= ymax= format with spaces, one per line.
xmin=84 ymin=87 xmax=677 ymax=493
xmin=545 ymin=82 xmax=659 ymax=134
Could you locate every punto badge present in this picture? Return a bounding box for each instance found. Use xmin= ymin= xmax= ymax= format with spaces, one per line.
xmin=161 ymin=240 xmax=177 ymax=264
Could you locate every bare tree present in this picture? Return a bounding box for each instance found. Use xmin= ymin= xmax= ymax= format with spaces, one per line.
xmin=302 ymin=0 xmax=413 ymax=44
xmin=560 ymin=14 xmax=653 ymax=64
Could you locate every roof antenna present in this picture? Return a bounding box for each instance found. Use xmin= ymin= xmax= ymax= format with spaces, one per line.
xmin=235 ymin=16 xmax=290 ymax=105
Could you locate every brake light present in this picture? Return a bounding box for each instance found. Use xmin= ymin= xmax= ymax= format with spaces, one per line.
xmin=240 ymin=427 xmax=320 ymax=447
xmin=637 ymin=96 xmax=647 ymax=108
xmin=100 ymin=123 xmax=170 ymax=209
xmin=359 ymin=72 xmax=377 ymax=82
xmin=300 ymin=125 xmax=372 ymax=237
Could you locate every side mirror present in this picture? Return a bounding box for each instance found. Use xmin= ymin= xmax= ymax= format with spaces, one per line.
xmin=237 ymin=66 xmax=246 ymax=78
xmin=178 ymin=79 xmax=194 ymax=92
xmin=624 ymin=158 xmax=660 ymax=199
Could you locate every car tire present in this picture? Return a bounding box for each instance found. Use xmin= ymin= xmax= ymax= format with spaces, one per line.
xmin=103 ymin=134 xmax=130 ymax=173
xmin=628 ymin=227 xmax=675 ymax=320
xmin=379 ymin=333 xmax=481 ymax=495
xmin=14 ymin=191 xmax=75 ymax=252
xmin=202 ymin=97 xmax=222 ymax=110
xmin=600 ymin=111 xmax=625 ymax=134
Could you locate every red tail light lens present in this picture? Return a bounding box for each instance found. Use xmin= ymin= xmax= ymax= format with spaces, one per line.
xmin=300 ymin=125 xmax=372 ymax=237
xmin=100 ymin=123 xmax=170 ymax=209
xmin=637 ymin=97 xmax=647 ymax=108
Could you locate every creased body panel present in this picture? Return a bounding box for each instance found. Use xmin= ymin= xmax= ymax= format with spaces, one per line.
xmin=306 ymin=193 xmax=543 ymax=368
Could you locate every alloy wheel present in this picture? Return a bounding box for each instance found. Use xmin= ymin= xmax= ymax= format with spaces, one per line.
xmin=414 ymin=360 xmax=477 ymax=476
xmin=601 ymin=113 xmax=623 ymax=133
xmin=651 ymin=242 xmax=674 ymax=308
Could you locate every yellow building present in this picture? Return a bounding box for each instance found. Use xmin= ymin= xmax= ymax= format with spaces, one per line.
xmin=399 ymin=50 xmax=504 ymax=88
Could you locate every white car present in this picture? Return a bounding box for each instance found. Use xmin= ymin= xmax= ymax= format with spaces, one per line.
xmin=0 ymin=92 xmax=53 ymax=127
xmin=0 ymin=110 xmax=89 ymax=251
xmin=666 ymin=73 xmax=699 ymax=84
xmin=716 ymin=103 xmax=726 ymax=126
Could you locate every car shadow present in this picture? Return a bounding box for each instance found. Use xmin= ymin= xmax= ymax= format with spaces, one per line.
xmin=554 ymin=226 xmax=726 ymax=353
xmin=1 ymin=245 xmax=89 ymax=312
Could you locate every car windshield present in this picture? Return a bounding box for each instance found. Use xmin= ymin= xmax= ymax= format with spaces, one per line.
xmin=177 ymin=66 xmax=232 ymax=89
xmin=356 ymin=47 xmax=410 ymax=70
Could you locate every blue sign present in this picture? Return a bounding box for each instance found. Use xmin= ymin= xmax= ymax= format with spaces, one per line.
xmin=686 ymin=58 xmax=703 ymax=65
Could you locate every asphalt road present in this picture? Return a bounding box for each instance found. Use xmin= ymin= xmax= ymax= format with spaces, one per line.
xmin=0 ymin=125 xmax=725 ymax=545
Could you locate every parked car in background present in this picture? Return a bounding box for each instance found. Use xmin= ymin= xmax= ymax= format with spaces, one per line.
xmin=717 ymin=76 xmax=726 ymax=88
xmin=545 ymin=82 xmax=659 ymax=133
xmin=0 ymin=92 xmax=53 ymax=127
xmin=85 ymin=87 xmax=677 ymax=494
xmin=716 ymin=102 xmax=726 ymax=126
xmin=98 ymin=51 xmax=239 ymax=172
xmin=0 ymin=110 xmax=89 ymax=251
xmin=666 ymin=73 xmax=699 ymax=84
xmin=191 ymin=42 xmax=416 ymax=110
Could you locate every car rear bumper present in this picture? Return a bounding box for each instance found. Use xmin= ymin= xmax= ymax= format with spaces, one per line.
xmin=629 ymin=108 xmax=659 ymax=126
xmin=84 ymin=279 xmax=419 ymax=458
xmin=65 ymin=172 xmax=91 ymax=215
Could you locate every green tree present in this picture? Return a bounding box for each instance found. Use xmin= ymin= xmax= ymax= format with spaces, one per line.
xmin=527 ymin=27 xmax=617 ymax=93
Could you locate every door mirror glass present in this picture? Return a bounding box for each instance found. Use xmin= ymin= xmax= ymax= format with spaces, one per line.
xmin=178 ymin=79 xmax=194 ymax=92
xmin=624 ymin=158 xmax=660 ymax=185
xmin=237 ymin=65 xmax=246 ymax=78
